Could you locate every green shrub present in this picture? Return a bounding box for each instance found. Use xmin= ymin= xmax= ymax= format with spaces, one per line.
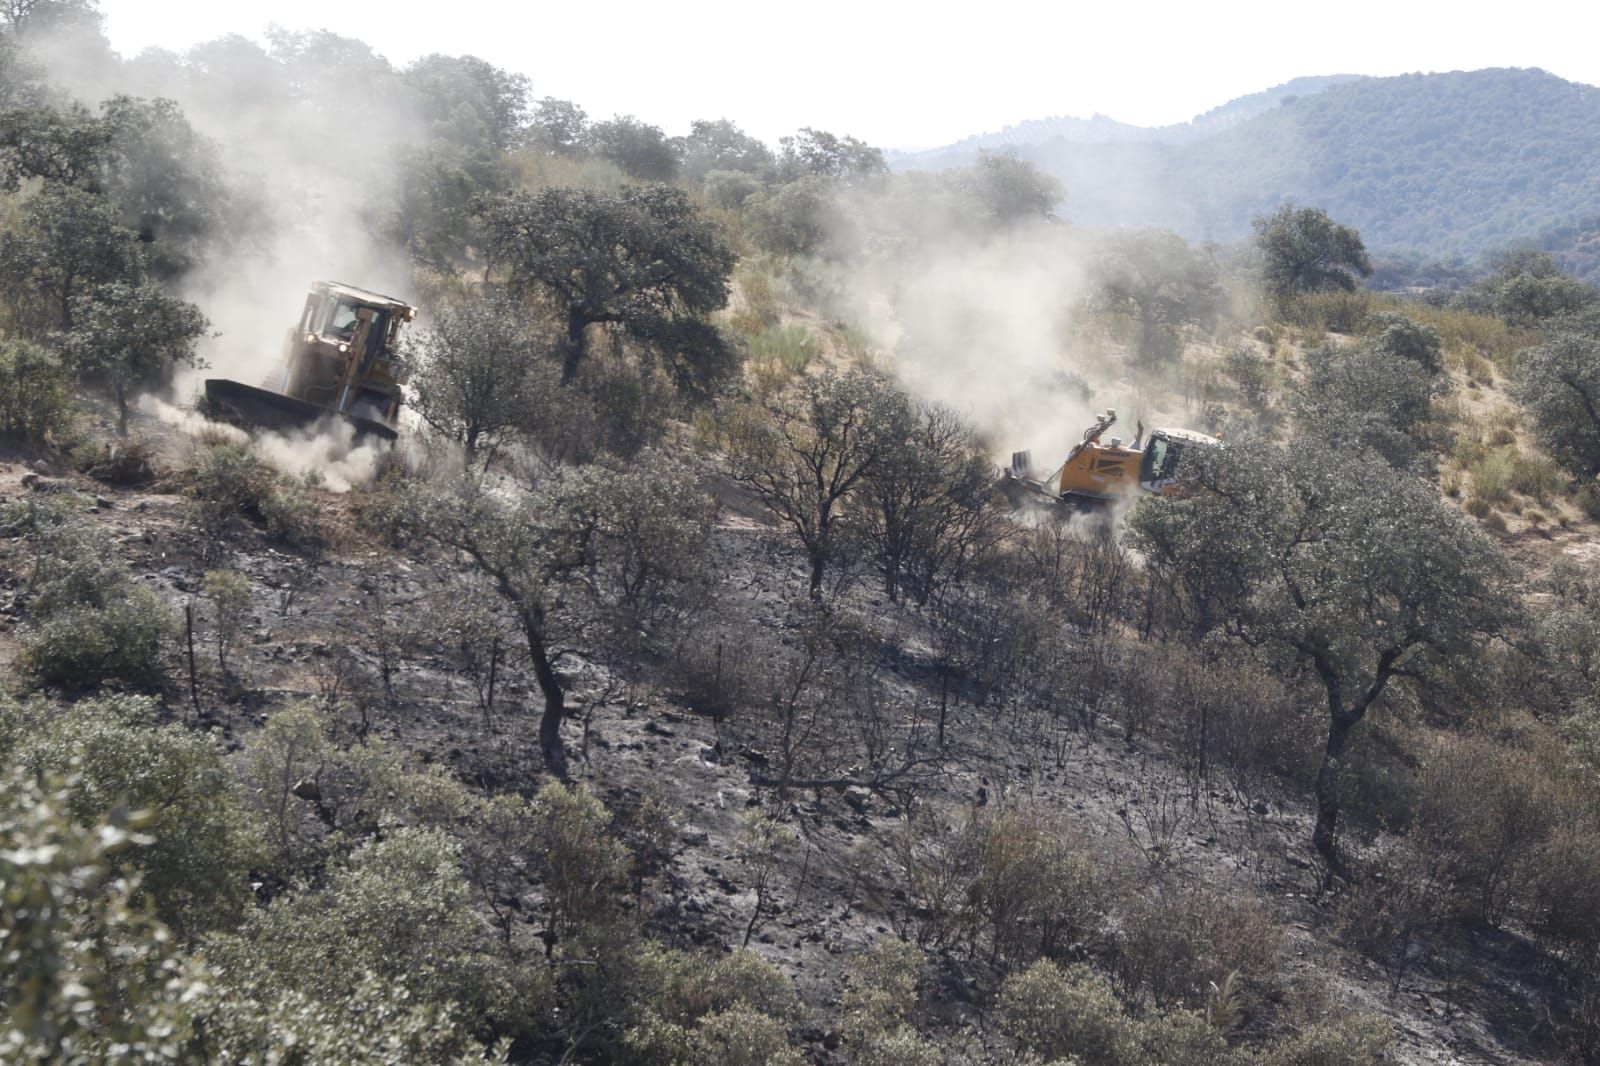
xmin=692 ymin=1006 xmax=804 ymax=1066
xmin=10 ymin=501 xmax=176 ymax=687
xmin=1258 ymin=1015 xmax=1393 ymax=1066
xmin=187 ymin=442 xmax=322 ymax=546
xmin=0 ymin=339 xmax=73 ymax=443
xmin=0 ymin=768 xmax=204 ymax=1063
xmin=842 ymin=938 xmax=923 ymax=1046
xmin=1000 ymin=959 xmax=1140 ymax=1064
xmin=24 ymin=590 xmax=175 ymax=686
xmin=206 ymin=827 xmax=539 ymax=1038
xmin=10 ymin=694 xmax=262 ymax=934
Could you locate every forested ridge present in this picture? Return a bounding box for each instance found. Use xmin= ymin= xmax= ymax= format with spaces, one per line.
xmin=905 ymin=68 xmax=1600 ymax=272
xmin=7 ymin=4 xmax=1600 ymax=1065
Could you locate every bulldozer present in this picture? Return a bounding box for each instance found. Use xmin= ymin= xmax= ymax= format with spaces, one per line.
xmin=204 ymin=281 xmax=418 ymax=442
xmin=1004 ymin=410 xmax=1217 ymax=507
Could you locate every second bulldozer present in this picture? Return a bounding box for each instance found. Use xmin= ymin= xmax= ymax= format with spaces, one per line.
xmin=1004 ymin=410 xmax=1217 ymax=507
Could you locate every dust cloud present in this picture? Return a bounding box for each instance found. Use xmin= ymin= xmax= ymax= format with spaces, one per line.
xmin=26 ymin=28 xmax=420 ymax=489
xmin=816 ymin=182 xmax=1175 ymax=469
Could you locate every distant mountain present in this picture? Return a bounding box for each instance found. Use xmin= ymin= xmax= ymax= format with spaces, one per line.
xmin=896 ymin=69 xmax=1600 ymax=261
xmin=897 ymin=75 xmax=1364 ymax=164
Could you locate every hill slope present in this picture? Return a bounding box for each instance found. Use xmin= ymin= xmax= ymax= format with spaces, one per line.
xmin=899 ymin=69 xmax=1600 ymax=259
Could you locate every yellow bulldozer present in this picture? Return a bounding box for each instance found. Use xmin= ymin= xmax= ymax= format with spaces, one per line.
xmin=204 ymin=281 xmax=418 ymax=441
xmin=1004 ymin=410 xmax=1217 ymax=507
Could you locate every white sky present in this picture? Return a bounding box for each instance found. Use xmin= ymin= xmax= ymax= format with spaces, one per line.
xmin=95 ymin=0 xmax=1600 ymax=150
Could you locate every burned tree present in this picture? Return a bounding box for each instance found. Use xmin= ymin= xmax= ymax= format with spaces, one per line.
xmin=408 ymin=452 xmax=712 ymax=773
xmin=727 ymin=368 xmax=899 ymax=600
xmin=1128 ymin=438 xmax=1513 ymax=874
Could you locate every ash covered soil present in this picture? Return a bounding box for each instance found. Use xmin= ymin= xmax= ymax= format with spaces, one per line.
xmin=0 ymin=404 xmax=1559 ymax=1065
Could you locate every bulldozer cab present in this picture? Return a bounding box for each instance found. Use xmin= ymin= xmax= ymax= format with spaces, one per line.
xmin=281 ymin=282 xmax=417 ymax=432
xmin=205 ymin=281 xmax=418 ymax=442
xmin=1136 ymin=427 xmax=1214 ymax=495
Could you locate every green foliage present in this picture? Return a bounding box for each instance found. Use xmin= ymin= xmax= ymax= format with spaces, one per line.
xmin=3 ymin=693 xmax=261 ymax=934
xmin=0 ymin=182 xmax=141 ymax=335
xmin=1128 ymin=438 xmax=1513 ymax=863
xmin=530 ymin=781 xmax=630 ymax=940
xmin=953 ymin=150 xmax=1062 ymax=225
xmin=1296 ymin=333 xmax=1445 ymax=470
xmin=408 ymin=287 xmax=554 ymax=466
xmin=481 ymin=182 xmax=736 ymax=391
xmin=10 ymin=499 xmax=176 ymax=687
xmin=527 ymin=97 xmax=589 ymax=156
xmin=1474 ymin=250 xmax=1597 ymax=328
xmin=747 ymin=175 xmax=849 ymax=256
xmin=691 ymin=1006 xmax=806 ymax=1066
xmin=777 ymin=127 xmax=885 ymax=183
xmin=203 ymin=569 xmax=251 ymax=675
xmin=1256 ymin=1015 xmax=1394 ymax=1066
xmin=1510 ymin=330 xmax=1600 ymax=477
xmin=0 ymin=339 xmax=72 ymax=443
xmin=62 ymin=279 xmax=208 ymax=432
xmin=678 ymin=119 xmax=775 ymax=182
xmin=588 ymin=114 xmax=679 ymax=181
xmin=1095 ymin=228 xmax=1223 ymax=365
xmin=1001 ymin=959 xmax=1140 ymax=1064
xmin=0 ymin=768 xmax=203 ymax=1064
xmin=207 ymin=826 xmax=537 ymax=1038
xmin=623 ymin=947 xmax=803 ymax=1066
xmin=842 ymin=939 xmax=925 ymax=1052
xmin=703 ymin=168 xmax=765 ymax=211
xmin=1254 ymin=204 xmax=1372 ymax=301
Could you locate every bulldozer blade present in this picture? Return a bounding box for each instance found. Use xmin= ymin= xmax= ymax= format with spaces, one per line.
xmin=203 ymin=379 xmax=398 ymax=442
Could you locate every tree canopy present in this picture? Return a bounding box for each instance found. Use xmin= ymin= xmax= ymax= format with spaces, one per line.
xmin=1253 ymin=204 xmax=1372 ymax=300
xmin=481 ymin=183 xmax=736 ymax=388
xmin=1128 ymin=438 xmax=1512 ymax=870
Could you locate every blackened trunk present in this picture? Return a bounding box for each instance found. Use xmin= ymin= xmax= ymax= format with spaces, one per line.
xmin=561 ymin=306 xmax=587 ymax=386
xmin=808 ymin=552 xmax=825 ymax=601
xmin=525 ymin=618 xmax=568 ymax=777
xmin=1312 ymin=709 xmax=1357 ymax=876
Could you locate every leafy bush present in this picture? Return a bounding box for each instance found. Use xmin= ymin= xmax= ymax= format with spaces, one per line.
xmin=5 ymin=693 xmax=262 ymax=934
xmin=1001 ymin=959 xmax=1140 ymax=1064
xmin=1109 ymin=885 xmax=1285 ymax=1010
xmin=24 ymin=591 xmax=175 ymax=687
xmin=206 ymin=826 xmax=539 ymax=1038
xmin=10 ymin=501 xmax=176 ymax=687
xmin=187 ymin=441 xmax=322 ymax=546
xmin=0 ymin=339 xmax=72 ymax=443
xmin=0 ymin=768 xmax=203 ymax=1063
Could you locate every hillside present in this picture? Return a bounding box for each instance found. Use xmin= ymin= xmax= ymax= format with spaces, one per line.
xmin=899 ymin=68 xmax=1600 ymax=261
xmin=11 ymin=10 xmax=1600 ymax=1066
xmin=893 ymin=74 xmax=1364 ymax=161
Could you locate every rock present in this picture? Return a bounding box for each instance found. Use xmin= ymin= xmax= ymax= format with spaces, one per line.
xmin=29 ymin=459 xmax=49 ymax=474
